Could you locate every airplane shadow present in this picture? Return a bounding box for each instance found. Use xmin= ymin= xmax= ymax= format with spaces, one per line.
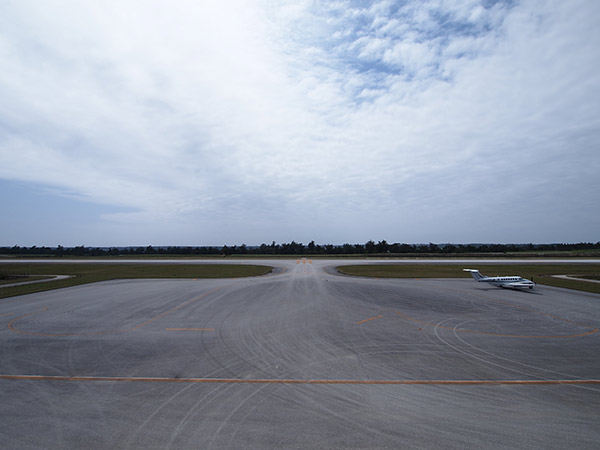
xmin=474 ymin=287 xmax=542 ymax=295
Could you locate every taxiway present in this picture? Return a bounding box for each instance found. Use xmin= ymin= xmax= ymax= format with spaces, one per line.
xmin=1 ymin=259 xmax=599 ymax=449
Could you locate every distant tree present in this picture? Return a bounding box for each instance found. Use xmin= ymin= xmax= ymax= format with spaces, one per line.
xmin=321 ymin=244 xmax=332 ymax=254
xmin=365 ymin=240 xmax=376 ymax=253
xmin=269 ymin=241 xmax=280 ymax=254
xmin=401 ymin=243 xmax=415 ymax=253
xmin=353 ymin=244 xmax=365 ymax=254
xmin=72 ymin=245 xmax=86 ymax=256
xmin=341 ymin=243 xmax=354 ymax=254
xmin=428 ymin=242 xmax=440 ymax=253
xmin=376 ymin=240 xmax=389 ymax=253
xmin=442 ymin=244 xmax=457 ymax=253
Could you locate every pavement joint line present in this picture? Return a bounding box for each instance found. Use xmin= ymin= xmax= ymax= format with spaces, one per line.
xmin=165 ymin=328 xmax=215 ymax=331
xmin=1 ymin=375 xmax=599 ymax=385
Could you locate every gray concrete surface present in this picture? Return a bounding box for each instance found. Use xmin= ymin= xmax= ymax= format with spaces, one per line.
xmin=1 ymin=259 xmax=599 ymax=449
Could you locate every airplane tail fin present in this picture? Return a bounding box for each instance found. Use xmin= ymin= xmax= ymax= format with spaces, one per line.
xmin=463 ymin=269 xmax=484 ymax=281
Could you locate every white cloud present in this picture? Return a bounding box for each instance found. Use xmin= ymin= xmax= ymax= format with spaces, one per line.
xmin=382 ymin=40 xmax=438 ymax=75
xmin=0 ymin=0 xmax=599 ymax=244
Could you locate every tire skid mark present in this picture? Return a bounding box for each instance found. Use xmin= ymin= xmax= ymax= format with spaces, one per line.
xmin=491 ymin=297 xmax=595 ymax=328
xmin=7 ymin=288 xmax=220 ymax=337
xmin=164 ymin=383 xmax=232 ymax=449
xmin=396 ymin=311 xmax=598 ymax=339
xmin=451 ymin=323 xmax=600 ymax=391
xmin=437 ymin=317 xmax=545 ymax=382
xmin=208 ymin=383 xmax=271 ymax=449
xmin=121 ymin=382 xmax=196 ymax=449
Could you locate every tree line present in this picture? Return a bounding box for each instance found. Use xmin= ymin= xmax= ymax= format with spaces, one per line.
xmin=1 ymin=241 xmax=599 ymax=257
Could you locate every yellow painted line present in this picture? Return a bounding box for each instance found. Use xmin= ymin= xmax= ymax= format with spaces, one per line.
xmin=8 ymin=308 xmax=58 ymax=336
xmin=296 ymin=260 xmax=300 ymax=264
xmin=357 ymin=315 xmax=384 ymax=325
xmin=0 ymin=374 xmax=598 ymax=385
xmin=308 ymin=260 xmax=312 ymax=264
xmin=165 ymin=328 xmax=215 ymax=331
xmin=396 ymin=312 xmax=599 ymax=339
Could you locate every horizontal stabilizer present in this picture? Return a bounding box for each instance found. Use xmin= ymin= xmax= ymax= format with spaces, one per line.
xmin=463 ymin=269 xmax=484 ymax=280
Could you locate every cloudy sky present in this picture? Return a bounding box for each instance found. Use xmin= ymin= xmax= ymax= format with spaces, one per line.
xmin=1 ymin=0 xmax=599 ymax=246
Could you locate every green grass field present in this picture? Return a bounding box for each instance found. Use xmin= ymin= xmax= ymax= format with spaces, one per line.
xmin=336 ymin=264 xmax=600 ymax=294
xmin=0 ymin=275 xmax=54 ymax=286
xmin=0 ymin=263 xmax=273 ymax=299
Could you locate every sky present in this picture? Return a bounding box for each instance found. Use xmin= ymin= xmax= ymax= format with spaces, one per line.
xmin=1 ymin=0 xmax=599 ymax=247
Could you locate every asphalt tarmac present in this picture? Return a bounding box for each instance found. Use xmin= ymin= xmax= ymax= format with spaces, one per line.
xmin=1 ymin=259 xmax=599 ymax=449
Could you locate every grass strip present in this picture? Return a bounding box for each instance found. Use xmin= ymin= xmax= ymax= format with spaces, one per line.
xmin=580 ymin=275 xmax=600 ymax=281
xmin=0 ymin=275 xmax=55 ymax=286
xmin=0 ymin=263 xmax=273 ymax=299
xmin=336 ymin=264 xmax=600 ymax=295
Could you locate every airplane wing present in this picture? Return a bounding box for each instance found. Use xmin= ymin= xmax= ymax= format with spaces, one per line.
xmin=505 ymin=281 xmax=534 ymax=289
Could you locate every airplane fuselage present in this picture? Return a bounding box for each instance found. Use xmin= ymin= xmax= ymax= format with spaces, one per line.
xmin=480 ymin=276 xmax=535 ymax=289
xmin=463 ymin=269 xmax=535 ymax=289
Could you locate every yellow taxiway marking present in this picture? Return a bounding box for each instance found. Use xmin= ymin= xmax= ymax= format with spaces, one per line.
xmin=1 ymin=374 xmax=598 ymax=386
xmin=165 ymin=328 xmax=215 ymax=331
xmin=356 ymin=315 xmax=384 ymax=325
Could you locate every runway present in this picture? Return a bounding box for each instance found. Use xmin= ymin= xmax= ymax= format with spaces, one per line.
xmin=1 ymin=259 xmax=599 ymax=449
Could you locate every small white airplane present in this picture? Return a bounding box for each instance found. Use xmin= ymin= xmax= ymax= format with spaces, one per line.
xmin=463 ymin=269 xmax=535 ymax=289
